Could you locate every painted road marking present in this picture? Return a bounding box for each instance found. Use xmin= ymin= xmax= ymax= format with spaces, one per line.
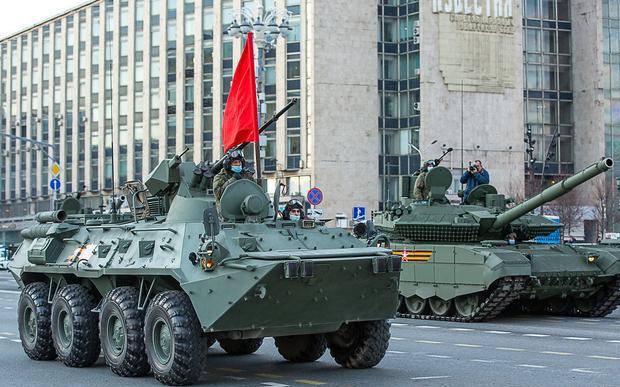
xmin=571 ymin=369 xmax=599 ymax=374
xmin=454 ymin=343 xmax=483 ymax=348
xmin=607 ymin=340 xmax=620 ymax=344
xmin=387 ymin=350 xmax=407 ymax=354
xmin=588 ymin=355 xmax=620 ymax=360
xmin=416 ymin=340 xmax=443 ymax=344
xmin=523 ymin=334 xmax=549 ymax=337
xmin=0 ymin=332 xmax=14 ymax=336
xmin=391 ymin=323 xmax=408 ymax=327
xmin=261 ymin=383 xmax=289 ymax=387
xmin=391 ymin=337 xmax=406 ymax=341
xmin=496 ymin=347 xmax=525 ymax=352
xmin=540 ymin=351 xmax=573 ymax=356
xmin=426 ymin=355 xmax=451 ymax=359
xmin=295 ymin=380 xmax=326 ymax=386
xmin=484 ymin=330 xmax=511 ymax=335
xmin=575 ymin=321 xmax=598 ymax=325
xmin=415 ymin=325 xmax=441 ymax=329
xmin=411 ymin=376 xmax=451 ymax=381
xmin=223 ymin=376 xmax=247 ymax=381
xmin=517 ymin=364 xmax=547 ymax=369
xmin=448 ymin=328 xmax=474 ymax=332
xmin=471 ymin=359 xmax=495 ymax=363
xmin=0 ymin=336 xmax=6 ymax=340
xmin=0 ymin=290 xmax=20 ymax=295
xmin=255 ymin=373 xmax=283 ymax=378
xmin=563 ymin=337 xmax=592 ymax=341
xmin=3 ymin=306 xmax=12 ymax=310
xmin=10 ymin=339 xmax=20 ymax=343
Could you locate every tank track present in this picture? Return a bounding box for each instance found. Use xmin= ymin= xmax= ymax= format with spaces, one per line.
xmin=396 ymin=276 xmax=527 ymax=323
xmin=572 ymin=275 xmax=620 ymax=317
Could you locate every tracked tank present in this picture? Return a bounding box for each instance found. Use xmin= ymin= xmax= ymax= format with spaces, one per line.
xmin=358 ymin=158 xmax=620 ymax=322
xmin=8 ymin=150 xmax=401 ymax=385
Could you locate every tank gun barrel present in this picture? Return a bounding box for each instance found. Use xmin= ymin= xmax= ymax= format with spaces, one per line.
xmin=210 ymin=98 xmax=298 ymax=176
xmin=492 ymin=158 xmax=613 ymax=231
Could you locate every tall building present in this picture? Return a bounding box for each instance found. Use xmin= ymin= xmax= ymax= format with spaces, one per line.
xmin=0 ymin=0 xmax=618 ymax=244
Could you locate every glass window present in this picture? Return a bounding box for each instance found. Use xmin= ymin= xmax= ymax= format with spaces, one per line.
xmin=526 ymin=29 xmax=540 ymax=52
xmin=542 ymin=65 xmax=557 ymax=89
xmin=542 ymin=30 xmax=556 ymax=54
xmin=526 ymin=0 xmax=540 ymax=18
xmin=556 ymin=0 xmax=570 ymax=20
xmin=542 ymin=0 xmax=555 ymax=19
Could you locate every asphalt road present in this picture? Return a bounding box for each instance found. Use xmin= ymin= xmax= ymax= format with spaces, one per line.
xmin=0 ymin=270 xmax=618 ymax=387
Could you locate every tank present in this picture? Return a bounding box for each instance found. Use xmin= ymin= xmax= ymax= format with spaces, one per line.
xmin=358 ymin=158 xmax=620 ymax=322
xmin=8 ymin=150 xmax=401 ymax=385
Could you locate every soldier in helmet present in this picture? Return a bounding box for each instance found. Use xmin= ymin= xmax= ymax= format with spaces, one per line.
xmin=411 ymin=160 xmax=435 ymax=200
xmin=213 ymin=150 xmax=255 ymax=207
xmin=282 ymin=199 xmax=305 ymax=221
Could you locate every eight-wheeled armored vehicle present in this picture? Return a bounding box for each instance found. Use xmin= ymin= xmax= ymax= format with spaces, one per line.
xmin=9 ymin=150 xmax=401 ymax=385
xmin=357 ymin=158 xmax=620 ymax=322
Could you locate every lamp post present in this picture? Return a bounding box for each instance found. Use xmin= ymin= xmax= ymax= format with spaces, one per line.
xmin=226 ymin=1 xmax=292 ymax=180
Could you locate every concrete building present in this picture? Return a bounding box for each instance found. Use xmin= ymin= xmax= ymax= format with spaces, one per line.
xmin=0 ymin=0 xmax=619 ymax=243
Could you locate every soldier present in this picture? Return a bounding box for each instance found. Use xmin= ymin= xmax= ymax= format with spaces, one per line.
xmin=213 ymin=150 xmax=255 ymax=207
xmin=282 ymin=199 xmax=305 ymax=221
xmin=412 ymin=160 xmax=435 ymax=200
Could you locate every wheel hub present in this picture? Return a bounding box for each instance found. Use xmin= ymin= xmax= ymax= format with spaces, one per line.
xmin=58 ymin=310 xmax=73 ymax=348
xmin=152 ymin=318 xmax=172 ymax=364
xmin=455 ymin=294 xmax=479 ymax=317
xmin=107 ymin=315 xmax=125 ymax=356
xmin=23 ymin=306 xmax=37 ymax=344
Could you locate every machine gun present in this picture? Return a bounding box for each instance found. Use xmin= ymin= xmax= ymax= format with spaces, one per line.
xmin=209 ymin=98 xmax=299 ymax=177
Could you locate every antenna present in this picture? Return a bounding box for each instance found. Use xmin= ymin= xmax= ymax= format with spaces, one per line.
xmin=110 ymin=123 xmax=117 ymax=214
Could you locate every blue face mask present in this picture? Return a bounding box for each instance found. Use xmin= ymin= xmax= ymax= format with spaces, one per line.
xmin=231 ymin=165 xmax=243 ymax=173
xmin=290 ymin=214 xmax=300 ymax=221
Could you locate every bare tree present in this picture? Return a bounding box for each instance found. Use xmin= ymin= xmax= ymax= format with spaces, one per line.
xmin=593 ymin=176 xmax=619 ymax=239
xmin=548 ymin=186 xmax=583 ymax=240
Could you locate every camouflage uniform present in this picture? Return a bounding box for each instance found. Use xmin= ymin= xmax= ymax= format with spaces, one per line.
xmin=412 ymin=171 xmax=428 ymax=200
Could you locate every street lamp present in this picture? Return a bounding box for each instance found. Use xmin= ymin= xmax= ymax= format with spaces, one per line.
xmin=227 ymin=1 xmax=292 ymax=179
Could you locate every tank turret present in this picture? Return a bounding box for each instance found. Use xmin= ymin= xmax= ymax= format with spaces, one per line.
xmin=375 ymin=158 xmax=613 ymax=243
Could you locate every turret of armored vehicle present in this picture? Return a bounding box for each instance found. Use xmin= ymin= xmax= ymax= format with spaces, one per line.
xmin=358 ymin=158 xmax=620 ymax=322
xmin=9 ymin=145 xmax=401 ymax=385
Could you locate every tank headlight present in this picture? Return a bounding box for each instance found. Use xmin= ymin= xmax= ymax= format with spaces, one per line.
xmin=201 ymin=257 xmax=216 ymax=271
xmin=587 ymin=255 xmax=598 ymax=264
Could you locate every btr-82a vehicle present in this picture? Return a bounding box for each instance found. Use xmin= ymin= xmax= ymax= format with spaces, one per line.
xmin=356 ymin=158 xmax=620 ymax=322
xmin=9 ymin=149 xmax=401 ymax=385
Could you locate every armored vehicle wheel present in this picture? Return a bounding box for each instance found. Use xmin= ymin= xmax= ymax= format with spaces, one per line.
xmin=428 ymin=297 xmax=453 ymax=317
xmin=326 ymin=320 xmax=390 ymax=369
xmin=274 ymin=334 xmax=327 ymax=362
xmin=144 ymin=291 xmax=204 ymax=386
xmin=218 ymin=338 xmax=263 ymax=355
xmin=100 ymin=287 xmax=150 ymax=377
xmin=18 ymin=282 xmax=56 ymax=360
xmin=51 ymin=284 xmax=101 ymax=367
xmin=454 ymin=294 xmax=480 ymax=318
xmin=404 ymin=295 xmax=428 ymax=315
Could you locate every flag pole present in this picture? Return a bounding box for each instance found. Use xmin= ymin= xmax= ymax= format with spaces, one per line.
xmin=254 ymin=36 xmax=265 ymax=184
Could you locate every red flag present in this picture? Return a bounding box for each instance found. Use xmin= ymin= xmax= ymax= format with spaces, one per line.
xmin=222 ymin=32 xmax=258 ymax=152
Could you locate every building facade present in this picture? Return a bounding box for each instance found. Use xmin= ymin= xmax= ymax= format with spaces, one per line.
xmin=0 ymin=0 xmax=619 ymax=243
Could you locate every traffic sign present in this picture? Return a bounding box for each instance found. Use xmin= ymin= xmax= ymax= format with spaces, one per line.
xmin=51 ymin=162 xmax=61 ymax=176
xmin=49 ymin=178 xmax=61 ymax=192
xmin=306 ymin=187 xmax=323 ymax=206
xmin=353 ymin=206 xmax=366 ymax=221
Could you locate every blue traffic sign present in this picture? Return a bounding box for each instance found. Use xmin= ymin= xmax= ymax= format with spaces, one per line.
xmin=353 ymin=206 xmax=366 ymax=221
xmin=49 ymin=178 xmax=61 ymax=192
xmin=306 ymin=187 xmax=323 ymax=206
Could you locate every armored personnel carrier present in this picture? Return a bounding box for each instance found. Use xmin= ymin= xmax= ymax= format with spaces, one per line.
xmin=9 ymin=149 xmax=401 ymax=385
xmin=357 ymin=158 xmax=620 ymax=322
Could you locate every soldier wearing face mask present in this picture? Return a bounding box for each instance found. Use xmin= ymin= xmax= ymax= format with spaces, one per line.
xmin=282 ymin=199 xmax=305 ymax=222
xmin=213 ymin=150 xmax=255 ymax=209
xmin=412 ymin=160 xmax=435 ymax=200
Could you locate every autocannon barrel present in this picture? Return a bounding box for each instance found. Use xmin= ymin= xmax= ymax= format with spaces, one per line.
xmin=35 ymin=210 xmax=67 ymax=224
xmin=492 ymin=158 xmax=614 ymax=231
xmin=21 ymin=224 xmax=53 ymax=239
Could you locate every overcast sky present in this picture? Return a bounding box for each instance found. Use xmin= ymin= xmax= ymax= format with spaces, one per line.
xmin=0 ymin=0 xmax=84 ymax=40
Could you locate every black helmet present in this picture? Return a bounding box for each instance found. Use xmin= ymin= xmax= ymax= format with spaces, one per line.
xmin=223 ymin=149 xmax=246 ymax=171
xmin=282 ymin=199 xmax=305 ymax=220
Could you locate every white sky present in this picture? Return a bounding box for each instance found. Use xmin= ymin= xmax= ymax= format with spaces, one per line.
xmin=0 ymin=0 xmax=85 ymax=40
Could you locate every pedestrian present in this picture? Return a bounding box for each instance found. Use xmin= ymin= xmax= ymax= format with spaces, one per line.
xmin=460 ymin=159 xmax=490 ymax=201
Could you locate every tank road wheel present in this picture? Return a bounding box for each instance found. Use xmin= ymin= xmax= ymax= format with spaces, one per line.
xmin=18 ymin=282 xmax=56 ymax=360
xmin=100 ymin=287 xmax=150 ymax=377
xmin=404 ymin=295 xmax=428 ymax=315
xmin=144 ymin=291 xmax=204 ymax=385
xmin=274 ymin=334 xmax=327 ymax=363
xmin=218 ymin=338 xmax=264 ymax=355
xmin=428 ymin=297 xmax=453 ymax=317
xmin=51 ymin=284 xmax=101 ymax=367
xmin=326 ymin=320 xmax=390 ymax=369
xmin=454 ymin=294 xmax=480 ymax=318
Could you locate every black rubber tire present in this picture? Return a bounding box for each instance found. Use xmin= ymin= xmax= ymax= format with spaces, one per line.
xmin=17 ymin=282 xmax=56 ymax=360
xmin=51 ymin=284 xmax=101 ymax=367
xmin=218 ymin=338 xmax=263 ymax=356
xmin=327 ymin=320 xmax=390 ymax=369
xmin=144 ymin=291 xmax=204 ymax=385
xmin=100 ymin=287 xmax=150 ymax=377
xmin=274 ymin=334 xmax=327 ymax=363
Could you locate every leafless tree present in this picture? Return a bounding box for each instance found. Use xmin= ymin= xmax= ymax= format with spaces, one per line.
xmin=548 ymin=186 xmax=583 ymax=240
xmin=593 ymin=176 xmax=619 ymax=239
